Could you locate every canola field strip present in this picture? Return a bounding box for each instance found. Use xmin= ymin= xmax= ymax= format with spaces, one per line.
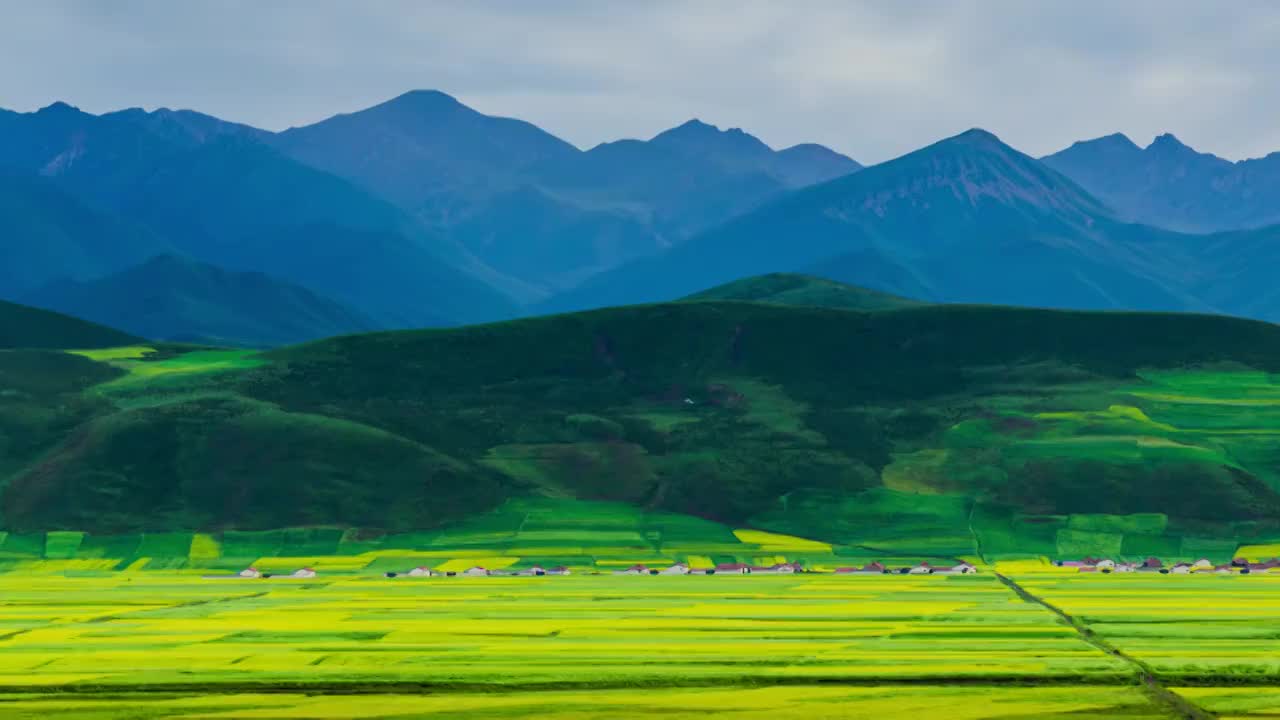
xmin=1177 ymin=688 xmax=1280 ymax=719
xmin=0 ymin=574 xmax=1126 ymax=690
xmin=3 ymin=571 xmax=1279 ymax=717
xmin=1009 ymin=573 xmax=1280 ymax=683
xmin=0 ymin=686 xmax=1168 ymax=720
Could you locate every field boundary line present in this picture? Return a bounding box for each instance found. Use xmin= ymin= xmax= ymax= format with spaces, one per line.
xmin=0 ymin=589 xmax=273 ymax=641
xmin=0 ymin=676 xmax=1153 ymax=696
xmin=995 ymin=572 xmax=1213 ymax=720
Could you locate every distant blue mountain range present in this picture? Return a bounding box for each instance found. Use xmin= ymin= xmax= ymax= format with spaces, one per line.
xmin=1042 ymin=132 xmax=1280 ymax=233
xmin=0 ymin=92 xmax=860 ymax=344
xmin=3 ymin=90 xmax=1280 ymax=345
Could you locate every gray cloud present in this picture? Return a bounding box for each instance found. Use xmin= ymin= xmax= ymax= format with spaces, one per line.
xmin=2 ymin=0 xmax=1278 ymax=163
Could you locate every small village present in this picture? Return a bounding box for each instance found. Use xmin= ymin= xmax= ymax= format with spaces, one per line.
xmin=1057 ymin=557 xmax=1280 ymax=574
xmin=201 ymin=557 xmax=1280 ymax=579
xmin=205 ymin=560 xmax=980 ymax=579
xmin=203 ymin=567 xmax=319 ymax=580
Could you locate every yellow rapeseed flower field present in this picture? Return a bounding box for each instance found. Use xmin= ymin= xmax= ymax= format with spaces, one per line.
xmin=1237 ymin=543 xmax=1280 ymax=560
xmin=731 ymin=528 xmax=833 ymax=552
xmin=66 ymin=345 xmax=157 ymax=361
xmin=0 ymin=569 xmax=1274 ymax=717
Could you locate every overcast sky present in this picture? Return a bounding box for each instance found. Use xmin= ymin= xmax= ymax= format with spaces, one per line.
xmin=3 ymin=1 xmax=1278 ymax=164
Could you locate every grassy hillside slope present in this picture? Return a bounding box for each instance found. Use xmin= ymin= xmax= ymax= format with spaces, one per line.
xmin=3 ymin=301 xmax=1280 ymax=559
xmin=0 ymin=299 xmax=140 ymax=350
xmin=683 ymin=273 xmax=922 ymax=310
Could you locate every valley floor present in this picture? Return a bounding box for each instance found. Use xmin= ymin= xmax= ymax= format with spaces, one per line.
xmin=2 ymin=572 xmax=1280 ymax=718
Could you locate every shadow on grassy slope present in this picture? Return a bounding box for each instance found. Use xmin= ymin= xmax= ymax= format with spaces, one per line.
xmin=3 ymin=301 xmax=1280 ymax=553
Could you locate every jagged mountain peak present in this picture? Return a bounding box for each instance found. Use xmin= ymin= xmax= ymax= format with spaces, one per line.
xmin=802 ymin=125 xmax=1110 ymax=223
xmin=376 ymin=89 xmax=468 ymax=113
xmin=933 ymin=128 xmax=1012 ymax=152
xmin=650 ymin=118 xmax=774 ymax=155
xmin=1148 ymin=132 xmax=1193 ymax=153
xmin=1069 ymin=133 xmax=1142 ymax=153
xmin=36 ymin=101 xmax=82 ymax=115
xmin=662 ymin=117 xmax=717 ymax=134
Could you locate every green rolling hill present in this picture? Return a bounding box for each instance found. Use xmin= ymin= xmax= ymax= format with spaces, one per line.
xmin=2 ymin=299 xmax=1280 ymax=563
xmin=683 ymin=273 xmax=923 ymax=311
xmin=0 ymin=301 xmax=140 ymax=490
xmin=0 ymin=299 xmax=140 ymax=350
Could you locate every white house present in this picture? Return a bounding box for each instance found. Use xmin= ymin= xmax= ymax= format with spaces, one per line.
xmin=614 ymin=564 xmax=649 ymax=576
xmin=661 ymin=563 xmax=691 ymax=575
xmin=932 ymin=562 xmax=977 ymax=576
xmin=515 ymin=566 xmax=547 ymax=576
xmin=908 ymin=563 xmax=933 ymax=575
xmin=463 ymin=566 xmax=490 ymax=577
xmin=238 ymin=567 xmax=262 ymax=579
xmin=1192 ymin=559 xmax=1214 ymax=571
xmin=407 ymin=566 xmax=436 ymax=577
xmin=546 ymin=566 xmax=571 ymax=576
xmin=291 ymin=567 xmax=317 ymax=579
xmin=1095 ymin=559 xmax=1116 ymax=570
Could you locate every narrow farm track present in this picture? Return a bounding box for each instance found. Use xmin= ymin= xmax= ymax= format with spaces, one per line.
xmin=995 ymin=572 xmax=1214 ymax=720
xmin=0 ymin=588 xmax=272 ymax=646
xmin=85 ymin=589 xmax=272 ymax=624
xmin=0 ymin=675 xmax=1166 ymax=696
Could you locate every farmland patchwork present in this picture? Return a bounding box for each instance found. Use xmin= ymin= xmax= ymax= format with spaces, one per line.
xmin=0 ymin=568 xmax=1277 ymax=717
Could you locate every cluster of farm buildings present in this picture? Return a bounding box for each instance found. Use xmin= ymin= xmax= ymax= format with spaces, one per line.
xmin=206 ymin=557 xmax=1280 ymax=579
xmin=377 ymin=560 xmax=978 ymax=577
xmin=209 ymin=560 xmax=978 ymax=579
xmin=1058 ymin=557 xmax=1280 ymax=574
xmin=385 ymin=561 xmax=977 ymax=577
xmin=204 ymin=567 xmax=317 ymax=580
